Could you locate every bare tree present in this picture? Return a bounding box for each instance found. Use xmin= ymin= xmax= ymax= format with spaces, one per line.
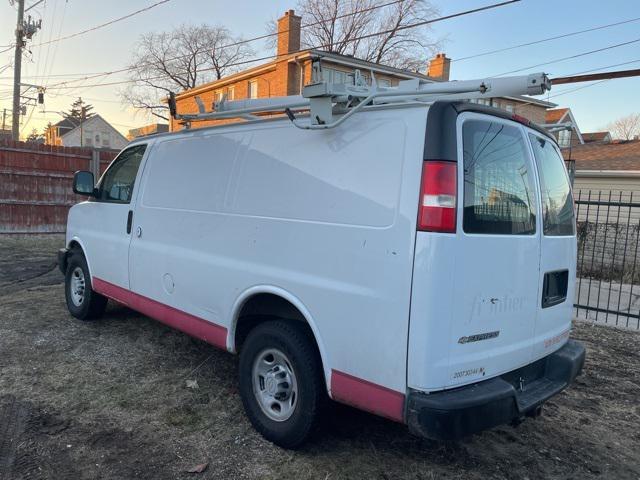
xmin=121 ymin=24 xmax=254 ymax=120
xmin=267 ymin=0 xmax=440 ymax=70
xmin=608 ymin=113 xmax=640 ymax=141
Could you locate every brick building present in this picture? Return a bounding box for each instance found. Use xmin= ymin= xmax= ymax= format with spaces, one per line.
xmin=127 ymin=123 xmax=169 ymax=140
xmin=172 ymin=9 xmax=556 ymax=131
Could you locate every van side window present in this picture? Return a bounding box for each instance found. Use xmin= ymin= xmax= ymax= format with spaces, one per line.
xmin=529 ymin=134 xmax=575 ymax=235
xmin=98 ymin=145 xmax=146 ymax=203
xmin=462 ymin=120 xmax=537 ymax=235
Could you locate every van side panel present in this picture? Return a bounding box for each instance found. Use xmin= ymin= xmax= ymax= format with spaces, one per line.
xmin=128 ymin=107 xmax=427 ymax=404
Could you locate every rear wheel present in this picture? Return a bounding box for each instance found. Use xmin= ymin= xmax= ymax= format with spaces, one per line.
xmin=64 ymin=250 xmax=107 ymax=320
xmin=238 ymin=320 xmax=325 ymax=448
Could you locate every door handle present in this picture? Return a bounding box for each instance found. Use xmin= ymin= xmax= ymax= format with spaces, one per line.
xmin=542 ymin=270 xmax=569 ymax=308
xmin=126 ymin=210 xmax=133 ymax=234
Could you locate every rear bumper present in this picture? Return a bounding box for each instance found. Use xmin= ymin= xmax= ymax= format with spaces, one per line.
xmin=406 ymin=339 xmax=585 ymax=441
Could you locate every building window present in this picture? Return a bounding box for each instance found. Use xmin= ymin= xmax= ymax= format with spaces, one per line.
xmin=249 ymin=81 xmax=258 ymax=99
xmin=504 ymin=104 xmax=514 ymax=113
xmin=228 ymin=86 xmax=235 ymax=101
xmin=378 ymin=78 xmax=391 ymax=87
xmin=334 ymin=70 xmax=347 ymax=84
xmin=215 ymin=91 xmax=224 ymax=102
xmin=102 ymin=133 xmax=110 ymax=147
xmin=558 ymin=129 xmax=571 ymax=148
xmin=321 ymin=67 xmax=352 ymax=85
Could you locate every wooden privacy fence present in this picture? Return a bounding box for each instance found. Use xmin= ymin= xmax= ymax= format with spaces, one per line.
xmin=0 ymin=140 xmax=119 ymax=233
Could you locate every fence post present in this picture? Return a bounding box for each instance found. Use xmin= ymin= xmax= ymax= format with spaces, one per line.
xmin=91 ymin=148 xmax=100 ymax=178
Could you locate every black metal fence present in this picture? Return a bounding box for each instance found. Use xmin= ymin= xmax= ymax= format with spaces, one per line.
xmin=574 ymin=190 xmax=640 ymax=329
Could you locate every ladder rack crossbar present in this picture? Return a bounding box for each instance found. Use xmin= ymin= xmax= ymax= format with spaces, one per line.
xmin=169 ymin=71 xmax=552 ymax=131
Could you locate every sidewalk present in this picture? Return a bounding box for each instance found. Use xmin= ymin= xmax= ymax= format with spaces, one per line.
xmin=574 ymin=278 xmax=640 ymax=329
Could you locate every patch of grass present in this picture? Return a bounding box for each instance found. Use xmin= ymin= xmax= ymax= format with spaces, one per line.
xmin=163 ymin=405 xmax=203 ymax=429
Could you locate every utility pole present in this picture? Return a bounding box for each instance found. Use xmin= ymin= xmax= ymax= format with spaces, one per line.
xmin=2 ymin=108 xmax=6 ymax=131
xmin=11 ymin=0 xmax=42 ymax=141
xmin=80 ymin=103 xmax=86 ymax=146
xmin=11 ymin=0 xmax=25 ymax=141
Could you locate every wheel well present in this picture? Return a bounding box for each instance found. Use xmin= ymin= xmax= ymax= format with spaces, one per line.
xmin=234 ymin=293 xmax=312 ymax=352
xmin=68 ymin=240 xmax=82 ymax=253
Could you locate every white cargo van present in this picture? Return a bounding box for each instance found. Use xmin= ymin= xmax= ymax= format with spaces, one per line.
xmin=59 ymin=74 xmax=585 ymax=447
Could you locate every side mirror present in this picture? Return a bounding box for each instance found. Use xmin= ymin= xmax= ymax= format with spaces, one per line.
xmin=73 ymin=170 xmax=96 ymax=196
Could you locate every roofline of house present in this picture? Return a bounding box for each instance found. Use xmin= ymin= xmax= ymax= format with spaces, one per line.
xmin=575 ymin=169 xmax=640 ymax=177
xmin=546 ymin=108 xmax=569 ymax=126
xmin=564 ymin=109 xmax=584 ymax=144
xmin=307 ymin=49 xmax=436 ymax=81
xmin=504 ymin=95 xmax=557 ymax=108
xmin=61 ymin=114 xmax=128 ymax=142
xmin=174 ymin=49 xmax=442 ymax=100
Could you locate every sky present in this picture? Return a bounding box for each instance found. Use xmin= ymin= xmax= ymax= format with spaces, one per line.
xmin=1 ymin=0 xmax=639 ymax=139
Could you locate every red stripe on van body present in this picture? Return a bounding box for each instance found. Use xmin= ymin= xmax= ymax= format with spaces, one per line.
xmin=331 ymin=369 xmax=405 ymax=423
xmin=92 ymin=277 xmax=228 ymax=350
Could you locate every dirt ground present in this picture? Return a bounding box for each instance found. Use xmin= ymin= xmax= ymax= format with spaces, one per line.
xmin=0 ymin=235 xmax=639 ymax=480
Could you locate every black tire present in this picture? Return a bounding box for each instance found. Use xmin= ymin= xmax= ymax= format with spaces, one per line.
xmin=64 ymin=249 xmax=107 ymax=321
xmin=239 ymin=319 xmax=325 ymax=448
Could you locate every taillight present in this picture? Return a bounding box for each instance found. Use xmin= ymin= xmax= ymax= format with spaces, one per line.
xmin=418 ymin=160 xmax=457 ymax=233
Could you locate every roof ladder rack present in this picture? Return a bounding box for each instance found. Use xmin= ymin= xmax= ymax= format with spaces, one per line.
xmin=168 ymin=72 xmax=552 ymax=131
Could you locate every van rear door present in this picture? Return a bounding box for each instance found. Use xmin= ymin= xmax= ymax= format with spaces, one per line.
xmin=527 ymin=133 xmax=576 ymax=359
xmin=445 ymin=114 xmax=542 ymax=387
xmin=407 ymin=111 xmax=543 ymax=391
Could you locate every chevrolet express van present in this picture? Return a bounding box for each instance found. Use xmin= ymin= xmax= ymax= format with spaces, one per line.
xmin=59 ymin=99 xmax=585 ymax=448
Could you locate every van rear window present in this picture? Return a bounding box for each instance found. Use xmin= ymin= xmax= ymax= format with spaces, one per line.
xmin=529 ymin=134 xmax=575 ymax=236
xmin=462 ymin=120 xmax=537 ymax=235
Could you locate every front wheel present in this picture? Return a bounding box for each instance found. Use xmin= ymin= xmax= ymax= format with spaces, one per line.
xmin=64 ymin=250 xmax=107 ymax=320
xmin=238 ymin=320 xmax=325 ymax=448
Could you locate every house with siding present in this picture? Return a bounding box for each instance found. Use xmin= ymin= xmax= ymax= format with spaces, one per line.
xmin=582 ymin=131 xmax=612 ymax=144
xmin=545 ymin=108 xmax=584 ymax=148
xmin=563 ymin=139 xmax=640 ymax=196
xmin=171 ymin=9 xmax=556 ymax=131
xmin=46 ymin=114 xmax=128 ymax=149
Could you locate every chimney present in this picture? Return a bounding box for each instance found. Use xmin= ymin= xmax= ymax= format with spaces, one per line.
xmin=277 ymin=9 xmax=301 ymax=57
xmin=427 ymin=53 xmax=451 ymax=81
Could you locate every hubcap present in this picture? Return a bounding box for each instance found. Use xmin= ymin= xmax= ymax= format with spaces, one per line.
xmin=70 ymin=267 xmax=86 ymax=307
xmin=252 ymin=348 xmax=298 ymax=422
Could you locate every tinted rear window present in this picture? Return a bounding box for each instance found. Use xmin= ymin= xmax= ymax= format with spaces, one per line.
xmin=529 ymin=134 xmax=575 ymax=236
xmin=462 ymin=120 xmax=537 ymax=235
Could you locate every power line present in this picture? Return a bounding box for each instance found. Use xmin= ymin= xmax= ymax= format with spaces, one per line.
xmin=42 ymin=0 xmax=68 ymax=87
xmin=453 ymin=16 xmax=640 ymax=63
xmin=33 ymin=0 xmax=53 ymax=92
xmin=45 ymin=0 xmax=522 ymax=92
xmin=493 ymin=36 xmax=640 ymax=77
xmin=0 ymin=69 xmax=137 ymax=80
xmin=548 ymin=79 xmax=610 ymax=99
xmin=30 ymin=0 xmax=174 ymax=48
xmin=43 ymin=0 xmax=410 ymax=89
